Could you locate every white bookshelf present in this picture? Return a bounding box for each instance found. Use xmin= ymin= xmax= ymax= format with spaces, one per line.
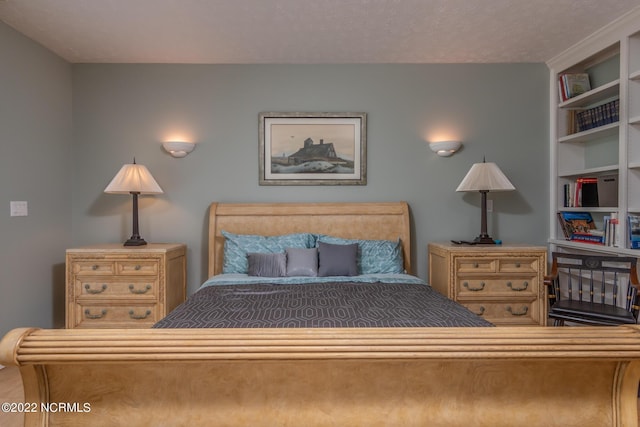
xmin=548 ymin=7 xmax=640 ymax=255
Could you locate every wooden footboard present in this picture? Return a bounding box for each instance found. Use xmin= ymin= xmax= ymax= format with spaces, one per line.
xmin=2 ymin=326 xmax=640 ymax=427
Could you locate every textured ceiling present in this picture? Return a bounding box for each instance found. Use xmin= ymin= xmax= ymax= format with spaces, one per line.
xmin=1 ymin=0 xmax=640 ymax=64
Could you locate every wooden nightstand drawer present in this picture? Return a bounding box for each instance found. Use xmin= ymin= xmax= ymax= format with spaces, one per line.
xmin=456 ymin=277 xmax=538 ymax=297
xmin=73 ymin=261 xmax=116 ymax=275
xmin=497 ymin=257 xmax=539 ymax=273
xmin=462 ymin=301 xmax=539 ymax=325
xmin=73 ymin=303 xmax=158 ymax=328
xmin=66 ymin=243 xmax=187 ymax=329
xmin=455 ymin=258 xmax=496 ymax=273
xmin=75 ymin=279 xmax=157 ymax=299
xmin=117 ymin=260 xmax=159 ymax=275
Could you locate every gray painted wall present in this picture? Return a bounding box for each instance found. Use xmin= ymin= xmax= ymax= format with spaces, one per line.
xmin=0 ymin=22 xmax=73 ymax=335
xmin=71 ymin=63 xmax=549 ymax=296
xmin=0 ymin=19 xmax=550 ymax=334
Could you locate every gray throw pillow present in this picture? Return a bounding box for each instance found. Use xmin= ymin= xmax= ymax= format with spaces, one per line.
xmin=286 ymin=247 xmax=318 ymax=277
xmin=247 ymin=252 xmax=286 ymax=277
xmin=318 ymin=242 xmax=358 ymax=277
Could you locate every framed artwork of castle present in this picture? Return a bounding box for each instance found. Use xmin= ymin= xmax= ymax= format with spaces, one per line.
xmin=259 ymin=112 xmax=367 ymax=185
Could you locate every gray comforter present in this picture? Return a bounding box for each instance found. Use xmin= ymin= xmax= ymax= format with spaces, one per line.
xmin=154 ymin=281 xmax=493 ymax=328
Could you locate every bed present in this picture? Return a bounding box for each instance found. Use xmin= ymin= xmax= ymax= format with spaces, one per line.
xmin=2 ymin=201 xmax=640 ymax=426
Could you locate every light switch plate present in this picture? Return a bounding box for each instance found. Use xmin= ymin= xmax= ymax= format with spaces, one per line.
xmin=10 ymin=201 xmax=28 ymax=217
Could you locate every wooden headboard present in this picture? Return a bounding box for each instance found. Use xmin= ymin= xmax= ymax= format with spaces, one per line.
xmin=208 ymin=202 xmax=411 ymax=277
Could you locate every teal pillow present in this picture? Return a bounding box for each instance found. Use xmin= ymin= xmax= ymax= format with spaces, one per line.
xmin=316 ymin=235 xmax=404 ymax=274
xmin=222 ymin=231 xmax=315 ymax=274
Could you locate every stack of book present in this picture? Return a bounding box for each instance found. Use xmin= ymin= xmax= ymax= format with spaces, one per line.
xmin=562 ymin=175 xmax=618 ymax=208
xmin=602 ymin=213 xmax=620 ymax=247
xmin=569 ymin=99 xmax=619 ymax=133
xmin=558 ymin=73 xmax=591 ymax=101
xmin=557 ymin=211 xmax=605 ymax=245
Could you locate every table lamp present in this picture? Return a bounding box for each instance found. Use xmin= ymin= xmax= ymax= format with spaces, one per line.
xmin=456 ymin=159 xmax=515 ymax=244
xmin=104 ymin=159 xmax=163 ymax=246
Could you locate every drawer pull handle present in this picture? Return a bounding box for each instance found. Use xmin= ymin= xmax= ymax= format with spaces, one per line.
xmin=506 ymin=306 xmax=529 ymax=317
xmin=473 ymin=306 xmax=485 ymax=316
xmin=473 ymin=263 xmax=479 ymax=268
xmin=463 ymin=282 xmax=485 ymax=292
xmin=91 ymin=265 xmax=99 ymax=271
xmin=507 ymin=281 xmax=529 ymax=291
xmin=85 ymin=284 xmax=107 ymax=294
xmin=129 ymin=284 xmax=152 ymax=294
xmin=134 ymin=265 xmax=142 ymax=271
xmin=129 ymin=310 xmax=152 ymax=320
xmin=84 ymin=309 xmax=107 ymax=319
xmin=515 ymin=262 xmax=521 ymax=268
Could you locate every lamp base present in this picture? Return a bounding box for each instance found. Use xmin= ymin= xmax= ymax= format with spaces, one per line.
xmin=123 ymin=237 xmax=148 ymax=246
xmin=472 ymin=235 xmax=496 ymax=245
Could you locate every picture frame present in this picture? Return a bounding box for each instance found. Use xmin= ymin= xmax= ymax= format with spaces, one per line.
xmin=259 ymin=112 xmax=367 ymax=185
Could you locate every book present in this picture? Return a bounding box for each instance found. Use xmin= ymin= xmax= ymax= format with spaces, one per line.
xmin=577 ymin=177 xmax=598 ymax=207
xmin=597 ymin=175 xmax=618 ymax=207
xmin=629 ymin=214 xmax=640 ymax=249
xmin=557 ymin=212 xmax=600 ymax=244
xmin=561 ymin=73 xmax=591 ymax=99
xmin=557 ymin=212 xmax=571 ymax=238
xmin=571 ymin=233 xmax=605 ymax=245
xmin=607 ymin=213 xmax=620 ymax=247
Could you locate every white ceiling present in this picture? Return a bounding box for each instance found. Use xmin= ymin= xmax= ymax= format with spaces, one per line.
xmin=1 ymin=0 xmax=640 ymax=64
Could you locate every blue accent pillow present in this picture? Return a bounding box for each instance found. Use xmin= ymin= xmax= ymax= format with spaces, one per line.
xmin=316 ymin=235 xmax=404 ymax=274
xmin=286 ymin=247 xmax=318 ymax=277
xmin=247 ymin=253 xmax=287 ymax=277
xmin=221 ymin=231 xmax=316 ymax=274
xmin=318 ymin=242 xmax=358 ymax=277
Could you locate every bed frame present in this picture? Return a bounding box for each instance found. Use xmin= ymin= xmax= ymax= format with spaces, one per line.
xmin=2 ymin=202 xmax=640 ymax=426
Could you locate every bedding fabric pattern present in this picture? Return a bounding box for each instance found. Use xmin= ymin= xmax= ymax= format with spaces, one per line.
xmin=154 ymin=281 xmax=492 ymax=328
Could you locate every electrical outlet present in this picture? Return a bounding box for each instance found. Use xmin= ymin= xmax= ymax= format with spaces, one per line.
xmin=10 ymin=201 xmax=28 ymax=217
xmin=487 ymin=199 xmax=493 ymax=213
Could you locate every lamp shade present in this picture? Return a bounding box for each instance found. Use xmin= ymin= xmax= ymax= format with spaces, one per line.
xmin=104 ymin=162 xmax=163 ymax=194
xmin=456 ymin=162 xmax=515 ymax=193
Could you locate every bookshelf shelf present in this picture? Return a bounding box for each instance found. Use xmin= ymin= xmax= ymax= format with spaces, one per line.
xmin=548 ymin=239 xmax=640 ymax=256
xmin=558 ymin=165 xmax=618 ymax=178
xmin=549 ymin=8 xmax=640 ymax=255
xmin=558 ymin=122 xmax=618 ymax=143
xmin=558 ymin=79 xmax=619 ymax=109
xmin=559 ymin=207 xmax=618 ymax=212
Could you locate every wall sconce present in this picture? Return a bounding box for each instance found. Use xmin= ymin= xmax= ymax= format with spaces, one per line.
xmin=430 ymin=140 xmax=462 ymax=157
xmin=163 ymin=141 xmax=195 ymax=158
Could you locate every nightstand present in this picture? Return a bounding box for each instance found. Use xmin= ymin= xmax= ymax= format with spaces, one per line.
xmin=428 ymin=242 xmax=548 ymax=326
xmin=65 ymin=243 xmax=186 ymax=328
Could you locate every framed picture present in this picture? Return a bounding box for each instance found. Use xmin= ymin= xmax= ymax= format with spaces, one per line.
xmin=259 ymin=112 xmax=367 ymax=185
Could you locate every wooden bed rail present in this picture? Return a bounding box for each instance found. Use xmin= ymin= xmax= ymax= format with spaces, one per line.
xmin=2 ymin=326 xmax=640 ymax=426
xmin=3 ymin=326 xmax=640 ymax=362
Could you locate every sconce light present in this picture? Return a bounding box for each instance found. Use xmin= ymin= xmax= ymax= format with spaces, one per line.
xmin=430 ymin=140 xmax=462 ymax=157
xmin=163 ymin=141 xmax=195 ymax=158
